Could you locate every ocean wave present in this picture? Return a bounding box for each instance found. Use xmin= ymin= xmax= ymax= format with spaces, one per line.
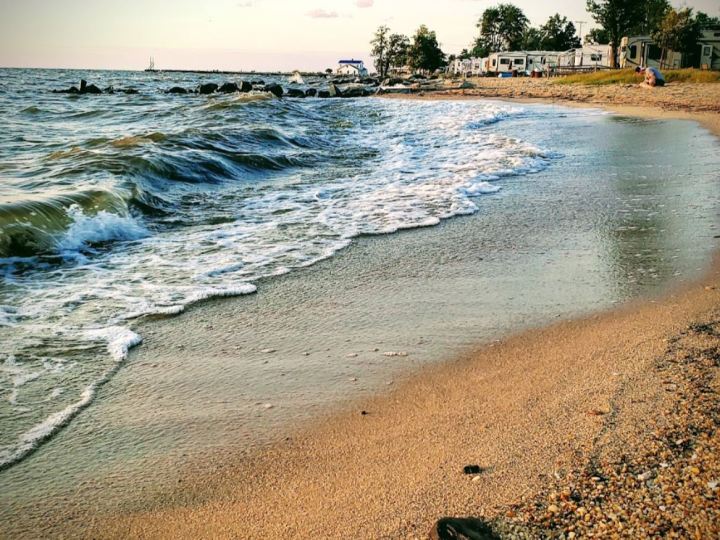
xmin=0 ymin=95 xmax=558 ymax=471
xmin=56 ymin=206 xmax=148 ymax=254
xmin=0 ymin=192 xmax=141 ymax=258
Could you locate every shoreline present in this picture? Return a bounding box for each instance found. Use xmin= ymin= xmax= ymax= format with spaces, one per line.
xmin=5 ymin=86 xmax=719 ymax=538
xmin=97 ymin=255 xmax=720 ymax=539
xmin=90 ymin=90 xmax=720 ymax=538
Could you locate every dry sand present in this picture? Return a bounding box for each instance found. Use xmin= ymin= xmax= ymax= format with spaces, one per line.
xmin=84 ymin=83 xmax=720 ymax=539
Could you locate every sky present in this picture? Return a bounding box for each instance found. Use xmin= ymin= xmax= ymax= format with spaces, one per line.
xmin=1 ymin=0 xmax=719 ymax=71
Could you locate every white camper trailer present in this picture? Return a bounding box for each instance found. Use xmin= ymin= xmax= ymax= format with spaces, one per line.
xmin=486 ymin=52 xmax=527 ymax=75
xmin=619 ymin=36 xmax=683 ymax=69
xmin=575 ymin=44 xmax=613 ymax=68
xmin=699 ymin=28 xmax=720 ymax=70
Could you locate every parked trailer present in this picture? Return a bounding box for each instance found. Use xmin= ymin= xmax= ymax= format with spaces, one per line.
xmin=620 ymin=36 xmax=683 ymax=69
xmin=486 ymin=52 xmax=528 ymax=75
xmin=699 ymin=28 xmax=720 ymax=70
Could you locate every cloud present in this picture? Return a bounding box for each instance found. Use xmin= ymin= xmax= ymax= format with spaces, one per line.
xmin=306 ymin=8 xmax=339 ymax=18
xmin=356 ymin=0 xmax=374 ymax=7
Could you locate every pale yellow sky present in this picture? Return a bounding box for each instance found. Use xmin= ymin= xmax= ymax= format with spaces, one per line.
xmin=1 ymin=0 xmax=718 ymax=71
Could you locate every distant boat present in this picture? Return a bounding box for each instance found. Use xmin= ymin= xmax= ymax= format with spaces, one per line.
xmin=145 ymin=57 xmax=156 ymax=72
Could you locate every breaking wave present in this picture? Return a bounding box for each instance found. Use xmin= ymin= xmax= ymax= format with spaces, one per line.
xmin=0 ymin=88 xmax=557 ymax=470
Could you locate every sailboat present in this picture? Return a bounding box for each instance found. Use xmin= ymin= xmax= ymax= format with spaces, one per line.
xmin=145 ymin=57 xmax=156 ymax=72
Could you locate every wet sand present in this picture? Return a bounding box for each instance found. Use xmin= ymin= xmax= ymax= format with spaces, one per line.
xmin=95 ymin=260 xmax=720 ymax=539
xmin=84 ymin=89 xmax=720 ymax=538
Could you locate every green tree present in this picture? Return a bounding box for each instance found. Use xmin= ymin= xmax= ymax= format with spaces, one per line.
xmin=371 ymin=27 xmax=410 ymax=78
xmin=470 ymin=37 xmax=490 ymax=58
xmin=585 ymin=28 xmax=610 ymax=44
xmin=477 ymin=4 xmax=529 ymax=52
xmin=634 ymin=0 xmax=671 ymax=35
xmin=520 ymin=27 xmax=544 ymax=50
xmin=696 ymin=11 xmax=720 ymax=28
xmin=388 ymin=33 xmax=410 ymax=71
xmin=407 ymin=25 xmax=446 ymax=73
xmin=651 ymin=7 xmax=702 ymax=67
xmin=459 ymin=49 xmax=472 ymax=60
xmin=587 ymin=0 xmax=646 ymax=67
xmin=370 ymin=26 xmax=390 ymax=78
xmin=539 ymin=14 xmax=581 ymax=50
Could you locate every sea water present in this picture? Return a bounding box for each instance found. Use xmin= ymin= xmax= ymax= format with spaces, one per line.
xmin=0 ymin=68 xmax=718 ymax=479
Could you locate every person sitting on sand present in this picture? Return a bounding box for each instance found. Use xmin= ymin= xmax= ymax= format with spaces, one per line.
xmin=635 ymin=66 xmax=665 ymax=87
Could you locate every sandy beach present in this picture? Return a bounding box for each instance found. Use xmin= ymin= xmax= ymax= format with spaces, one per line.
xmin=56 ymin=82 xmax=720 ymax=539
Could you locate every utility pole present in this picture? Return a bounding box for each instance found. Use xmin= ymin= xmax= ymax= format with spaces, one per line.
xmin=574 ymin=21 xmax=587 ymax=45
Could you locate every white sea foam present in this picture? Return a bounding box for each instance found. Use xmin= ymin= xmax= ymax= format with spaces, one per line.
xmin=0 ymin=327 xmax=142 ymax=470
xmin=57 ymin=206 xmax=148 ymax=254
xmin=0 ymin=98 xmax=556 ymax=469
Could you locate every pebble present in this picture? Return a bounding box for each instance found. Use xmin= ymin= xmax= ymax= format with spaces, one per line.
xmin=383 ymin=351 xmax=408 ymax=357
xmin=637 ymin=471 xmax=653 ymax=482
xmin=262 ymin=403 xmax=274 ymax=409
xmin=492 ymin=317 xmax=720 ymax=538
xmin=347 ymin=353 xmax=358 ymax=358
xmin=261 ymin=348 xmax=276 ymax=354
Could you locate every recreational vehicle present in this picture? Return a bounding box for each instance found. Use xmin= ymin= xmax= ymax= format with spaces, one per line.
xmin=486 ymin=52 xmax=527 ymax=75
xmin=699 ymin=28 xmax=720 ymax=70
xmin=574 ymin=44 xmax=613 ymax=68
xmin=619 ymin=36 xmax=683 ymax=69
xmin=621 ymin=29 xmax=720 ymax=70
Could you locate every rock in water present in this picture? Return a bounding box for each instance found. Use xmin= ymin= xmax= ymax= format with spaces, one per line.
xmin=285 ymin=88 xmax=305 ymax=98
xmin=327 ymin=83 xmax=342 ymax=98
xmin=167 ymin=87 xmax=188 ymax=94
xmin=338 ymin=84 xmax=367 ymax=98
xmin=239 ymin=80 xmax=252 ymax=92
xmin=83 ymin=84 xmax=102 ymax=94
xmin=218 ymin=82 xmax=239 ymax=93
xmin=430 ymin=518 xmax=499 ymax=540
xmin=198 ymin=83 xmax=219 ymax=95
xmin=305 ymin=88 xmax=317 ymax=97
xmin=263 ymin=83 xmax=284 ymax=98
xmin=317 ymin=90 xmax=331 ymax=98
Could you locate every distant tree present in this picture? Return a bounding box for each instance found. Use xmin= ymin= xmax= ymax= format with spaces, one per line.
xmin=388 ymin=33 xmax=410 ymax=71
xmin=633 ymin=0 xmax=671 ymax=35
xmin=371 ymin=26 xmax=390 ymax=78
xmin=325 ymin=68 xmax=333 ymax=75
xmin=407 ymin=25 xmax=446 ymax=73
xmin=696 ymin=11 xmax=720 ymax=29
xmin=459 ymin=49 xmax=472 ymax=60
xmin=539 ymin=14 xmax=581 ymax=50
xmin=585 ymin=28 xmax=610 ymax=44
xmin=652 ymin=7 xmax=702 ymax=67
xmin=520 ymin=27 xmax=544 ymax=50
xmin=371 ymin=26 xmax=411 ymax=78
xmin=477 ymin=4 xmax=529 ymax=52
xmin=470 ymin=38 xmax=490 ymax=58
xmin=586 ymin=0 xmax=646 ymax=67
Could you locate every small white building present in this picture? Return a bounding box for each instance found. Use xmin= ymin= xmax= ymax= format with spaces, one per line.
xmin=337 ymin=59 xmax=369 ymax=77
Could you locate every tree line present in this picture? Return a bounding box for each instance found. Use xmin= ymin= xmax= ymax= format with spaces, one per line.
xmin=370 ymin=1 xmax=720 ymax=76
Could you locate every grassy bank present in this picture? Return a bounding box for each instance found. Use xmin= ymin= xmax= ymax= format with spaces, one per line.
xmin=554 ymin=68 xmax=720 ymax=85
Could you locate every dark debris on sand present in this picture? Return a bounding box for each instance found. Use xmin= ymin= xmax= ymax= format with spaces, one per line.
xmin=433 ymin=317 xmax=720 ymax=539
